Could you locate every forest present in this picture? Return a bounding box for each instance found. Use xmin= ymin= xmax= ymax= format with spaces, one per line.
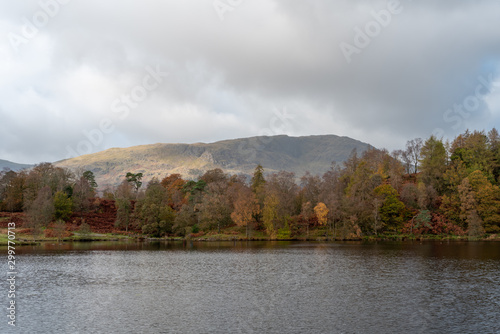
xmin=1 ymin=128 xmax=500 ymax=240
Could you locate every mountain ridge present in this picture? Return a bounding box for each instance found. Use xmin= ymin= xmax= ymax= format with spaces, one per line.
xmin=0 ymin=159 xmax=33 ymax=172
xmin=55 ymin=134 xmax=373 ymax=188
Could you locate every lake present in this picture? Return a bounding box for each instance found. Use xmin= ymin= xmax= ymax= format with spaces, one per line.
xmin=3 ymin=241 xmax=500 ymax=333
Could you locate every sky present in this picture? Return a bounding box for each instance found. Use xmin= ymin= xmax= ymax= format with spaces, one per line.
xmin=1 ymin=0 xmax=500 ymax=164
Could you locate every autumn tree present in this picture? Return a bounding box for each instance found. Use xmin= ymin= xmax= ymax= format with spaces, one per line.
xmin=458 ymin=177 xmax=484 ymax=237
xmin=161 ymin=173 xmax=186 ymax=210
xmin=343 ymin=149 xmax=359 ymax=175
xmin=200 ymin=168 xmax=227 ymax=185
xmin=261 ymin=171 xmax=300 ymax=237
xmin=400 ymin=183 xmax=418 ymax=209
xmin=198 ymin=182 xmax=232 ymax=234
xmin=314 ymin=202 xmax=329 ymax=237
xmin=488 ymin=128 xmax=500 ymax=182
xmin=0 ymin=171 xmax=25 ymax=212
xmin=25 ymin=186 xmax=54 ymax=237
xmin=441 ymin=160 xmax=469 ymax=223
xmin=300 ymin=201 xmax=314 ymax=236
xmin=231 ymin=186 xmax=261 ymax=238
xmin=300 ymin=172 xmax=321 ymax=208
xmin=54 ymin=219 xmax=67 ymax=243
xmin=314 ymin=200 xmax=328 ymax=220
xmin=467 ymin=170 xmax=500 ymax=233
xmin=73 ymin=170 xmax=97 ymax=212
xmin=265 ymin=171 xmax=300 ymax=221
xmin=23 ymin=163 xmax=73 ymax=209
xmin=319 ymin=164 xmax=343 ymax=238
xmin=262 ymin=193 xmax=279 ymax=237
xmin=344 ymin=161 xmax=380 ymax=234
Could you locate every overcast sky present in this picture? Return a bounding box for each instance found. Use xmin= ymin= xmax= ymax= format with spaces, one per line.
xmin=1 ymin=0 xmax=500 ymax=164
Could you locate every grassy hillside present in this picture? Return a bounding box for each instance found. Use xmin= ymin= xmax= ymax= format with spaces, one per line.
xmin=55 ymin=135 xmax=372 ymax=189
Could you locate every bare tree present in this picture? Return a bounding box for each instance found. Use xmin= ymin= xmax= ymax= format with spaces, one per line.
xmin=25 ymin=186 xmax=54 ymax=238
xmin=406 ymin=138 xmax=423 ymax=174
xmin=392 ymin=149 xmax=412 ymax=175
xmin=73 ymin=170 xmax=97 ymax=212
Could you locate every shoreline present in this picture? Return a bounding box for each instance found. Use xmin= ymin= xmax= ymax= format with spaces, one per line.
xmin=2 ymin=233 xmax=499 ymax=246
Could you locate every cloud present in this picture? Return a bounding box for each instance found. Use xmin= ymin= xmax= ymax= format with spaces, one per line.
xmin=0 ymin=0 xmax=499 ymax=164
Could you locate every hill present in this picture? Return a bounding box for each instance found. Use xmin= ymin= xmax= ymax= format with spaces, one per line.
xmin=0 ymin=159 xmax=32 ymax=172
xmin=55 ymin=135 xmax=373 ymax=189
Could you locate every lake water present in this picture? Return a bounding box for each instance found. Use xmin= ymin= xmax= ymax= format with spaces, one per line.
xmin=3 ymin=241 xmax=500 ymax=333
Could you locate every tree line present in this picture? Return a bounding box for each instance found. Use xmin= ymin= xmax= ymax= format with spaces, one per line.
xmin=1 ymin=128 xmax=500 ymax=238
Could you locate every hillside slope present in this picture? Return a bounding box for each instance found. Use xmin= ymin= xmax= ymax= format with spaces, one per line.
xmin=0 ymin=159 xmax=32 ymax=172
xmin=55 ymin=135 xmax=373 ymax=188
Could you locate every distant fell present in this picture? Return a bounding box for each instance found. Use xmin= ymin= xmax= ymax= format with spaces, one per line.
xmin=55 ymin=135 xmax=373 ymax=188
xmin=0 ymin=159 xmax=32 ymax=172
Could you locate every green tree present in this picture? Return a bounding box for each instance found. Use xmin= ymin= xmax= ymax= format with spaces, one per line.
xmin=374 ymin=184 xmax=405 ymax=233
xmin=419 ymin=135 xmax=447 ymax=193
xmin=251 ymin=164 xmax=266 ymax=193
xmin=467 ymin=170 xmax=500 ymax=233
xmin=450 ymin=130 xmax=493 ymax=178
xmin=83 ymin=171 xmax=98 ymax=190
xmin=136 ymin=179 xmax=175 ymax=237
xmin=262 ymin=193 xmax=279 ymax=237
xmin=54 ymin=191 xmax=73 ymax=221
xmin=183 ymin=179 xmax=206 ymax=204
xmin=251 ymin=164 xmax=266 ymax=222
xmin=173 ymin=204 xmax=197 ymax=236
xmin=126 ymin=172 xmax=144 ymax=194
xmin=114 ymin=180 xmax=134 ymax=232
xmin=115 ymin=198 xmax=133 ymax=232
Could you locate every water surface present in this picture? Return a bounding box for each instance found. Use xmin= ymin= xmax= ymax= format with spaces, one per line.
xmin=3 ymin=241 xmax=500 ymax=333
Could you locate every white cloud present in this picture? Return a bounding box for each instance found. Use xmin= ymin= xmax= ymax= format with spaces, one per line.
xmin=0 ymin=0 xmax=500 ymax=163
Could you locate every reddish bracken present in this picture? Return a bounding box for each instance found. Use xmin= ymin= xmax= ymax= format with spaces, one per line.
xmin=0 ymin=199 xmax=140 ymax=234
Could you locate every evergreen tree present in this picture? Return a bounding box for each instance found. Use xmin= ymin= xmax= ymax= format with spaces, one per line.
xmin=420 ymin=136 xmax=447 ymax=193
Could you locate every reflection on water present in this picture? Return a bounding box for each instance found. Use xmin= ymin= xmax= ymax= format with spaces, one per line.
xmin=3 ymin=241 xmax=500 ymax=333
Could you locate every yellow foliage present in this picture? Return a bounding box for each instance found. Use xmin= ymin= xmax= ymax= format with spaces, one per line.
xmin=314 ymin=202 xmax=329 ymax=225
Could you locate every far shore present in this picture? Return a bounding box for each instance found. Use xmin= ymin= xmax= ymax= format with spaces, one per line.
xmin=2 ymin=231 xmax=499 ymax=246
